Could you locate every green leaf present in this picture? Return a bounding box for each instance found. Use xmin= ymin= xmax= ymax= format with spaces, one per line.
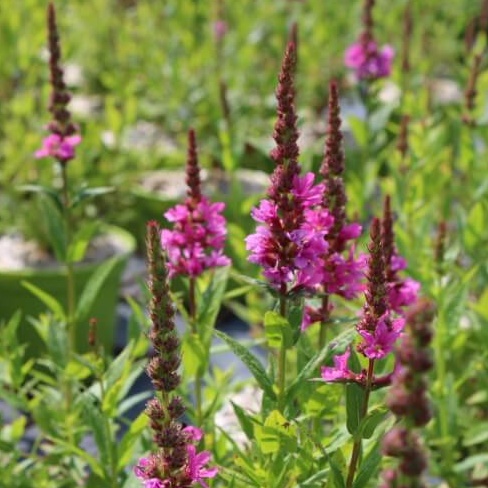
xmin=346 ymin=383 xmax=365 ymax=436
xmin=17 ymin=184 xmax=62 ymax=212
xmin=117 ymin=412 xmax=148 ymax=470
xmin=67 ymin=222 xmax=100 ymax=262
xmin=71 ymin=186 xmax=114 ymax=208
xmin=52 ymin=436 xmax=105 ymax=478
xmin=356 ymin=407 xmax=388 ymax=439
xmin=21 ymin=281 xmax=66 ymax=320
xmin=285 ymin=327 xmax=356 ymax=403
xmin=38 ymin=194 xmax=67 ymax=262
xmin=47 ymin=319 xmax=69 ymax=368
xmin=454 ymin=453 xmax=488 ymax=473
xmin=329 ymin=450 xmax=347 ymax=488
xmin=75 ymin=256 xmax=120 ymax=325
xmin=254 ymin=410 xmax=297 ymax=454
xmin=353 ymin=442 xmax=382 ymax=488
xmin=79 ymin=393 xmax=115 ymax=478
xmin=182 ymin=332 xmax=207 ymax=377
xmin=218 ymin=121 xmax=235 ymax=171
xmin=214 ymin=329 xmax=276 ymax=401
xmin=264 ymin=311 xmax=293 ymax=349
xmin=197 ymin=266 xmax=229 ymax=342
xmin=230 ymin=401 xmax=256 ymax=441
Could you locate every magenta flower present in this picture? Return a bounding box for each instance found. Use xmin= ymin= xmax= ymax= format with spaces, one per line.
xmin=134 ymin=458 xmax=170 ymax=488
xmin=35 ymin=133 xmax=81 ymax=162
xmin=321 ymin=348 xmax=359 ymax=382
xmin=358 ymin=314 xmax=405 ymax=360
xmin=183 ymin=425 xmax=203 ymax=442
xmin=213 ymin=20 xmax=228 ymax=40
xmin=345 ymin=41 xmax=394 ymax=80
xmin=246 ymin=173 xmax=333 ymax=292
xmin=186 ymin=444 xmax=219 ymax=488
xmin=161 ymin=196 xmax=230 ymax=278
xmin=389 ymin=278 xmax=420 ymax=312
xmin=162 ymin=130 xmax=230 ymax=278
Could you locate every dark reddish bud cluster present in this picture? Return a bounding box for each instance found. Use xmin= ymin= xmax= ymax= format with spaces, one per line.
xmin=144 ymin=221 xmax=189 ymax=477
xmin=396 ymin=115 xmax=410 ymax=162
xmin=401 ymin=2 xmax=413 ymax=74
xmin=359 ymin=0 xmax=376 ymax=46
xmin=463 ymin=53 xmax=482 ymax=127
xmin=434 ymin=220 xmax=447 ymax=275
xmin=88 ymin=317 xmax=98 ymax=348
xmin=381 ymin=298 xmax=436 ymax=487
xmin=268 ymin=41 xmax=301 ymax=205
xmin=185 ymin=129 xmax=202 ymax=204
xmin=321 ymin=80 xmax=347 ymax=250
xmin=47 ymin=2 xmax=77 ymax=139
xmin=357 ymin=218 xmax=388 ymax=334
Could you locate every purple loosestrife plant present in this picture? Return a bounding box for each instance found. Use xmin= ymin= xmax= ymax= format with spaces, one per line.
xmin=344 ymin=0 xmax=394 ymax=81
xmin=320 ymin=218 xmax=407 ymax=488
xmin=321 ymin=218 xmax=403 ymax=386
xmin=36 ymin=3 xmax=81 ymax=165
xmin=345 ymin=41 xmax=394 ymax=81
xmin=135 ymin=222 xmax=217 ymax=488
xmin=161 ymin=129 xmax=230 ymax=280
xmin=246 ymin=41 xmax=333 ymax=411
xmin=32 ymin=2 xmax=84 ymax=350
xmin=161 ymin=129 xmax=230 ymax=426
xmin=246 ymin=42 xmax=333 ymax=297
xmin=380 ymin=299 xmax=435 ymax=488
xmin=302 ymin=81 xmax=366 ymax=336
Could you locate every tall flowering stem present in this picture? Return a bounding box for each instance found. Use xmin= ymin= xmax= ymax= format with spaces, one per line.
xmin=134 ymin=222 xmax=218 ymax=488
xmin=35 ymin=3 xmax=82 ymax=350
xmin=344 ymin=0 xmax=394 ymax=82
xmin=346 ymin=218 xmax=389 ymax=488
xmin=381 ymin=196 xmax=420 ymax=313
xmin=246 ymin=42 xmax=333 ymax=410
xmin=380 ymin=299 xmax=435 ymax=488
xmin=161 ymin=129 xmax=230 ymax=426
xmin=303 ymin=81 xmax=365 ymax=344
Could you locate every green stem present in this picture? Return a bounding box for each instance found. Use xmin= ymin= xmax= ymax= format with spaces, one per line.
xmin=318 ymin=295 xmax=330 ymax=351
xmin=345 ymin=359 xmax=375 ymax=488
xmin=60 ymin=163 xmax=76 ymax=350
xmin=433 ymin=291 xmax=453 ymax=475
xmin=189 ymin=277 xmax=203 ymax=427
xmin=277 ymin=294 xmax=288 ymax=412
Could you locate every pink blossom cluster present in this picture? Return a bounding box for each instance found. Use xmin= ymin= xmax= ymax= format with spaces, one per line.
xmin=321 ymin=214 xmax=419 ymax=385
xmin=135 ymin=426 xmax=218 ymax=488
xmin=161 ymin=197 xmax=230 ymax=278
xmin=388 ymin=255 xmax=420 ymax=312
xmin=345 ymin=41 xmax=394 ymax=80
xmin=35 ymin=133 xmax=81 ymax=163
xmin=246 ymin=173 xmax=334 ymax=293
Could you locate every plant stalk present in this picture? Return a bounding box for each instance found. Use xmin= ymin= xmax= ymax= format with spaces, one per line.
xmin=60 ymin=163 xmax=76 ymax=351
xmin=318 ymin=295 xmax=330 ymax=351
xmin=277 ymin=292 xmax=288 ymax=412
xmin=345 ymin=358 xmax=375 ymax=488
xmin=189 ymin=277 xmax=203 ymax=426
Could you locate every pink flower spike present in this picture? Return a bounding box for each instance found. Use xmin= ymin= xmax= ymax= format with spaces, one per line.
xmin=186 ymin=444 xmax=219 ymax=488
xmin=321 ymin=347 xmax=356 ymax=382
